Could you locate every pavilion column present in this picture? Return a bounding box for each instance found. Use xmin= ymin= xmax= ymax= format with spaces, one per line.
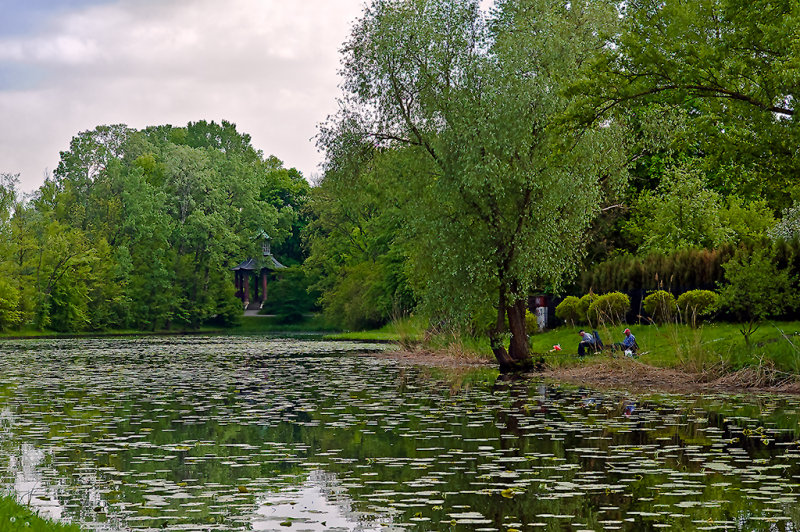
xmin=243 ymin=272 xmax=250 ymax=306
xmin=261 ymin=269 xmax=268 ymax=304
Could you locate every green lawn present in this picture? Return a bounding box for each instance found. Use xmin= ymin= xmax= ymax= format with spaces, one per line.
xmin=322 ymin=315 xmax=427 ymax=342
xmin=0 ymin=496 xmax=85 ymax=532
xmin=529 ymin=321 xmax=800 ymax=373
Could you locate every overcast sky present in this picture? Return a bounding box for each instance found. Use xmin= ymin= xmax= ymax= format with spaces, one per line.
xmin=0 ymin=0 xmax=370 ymax=192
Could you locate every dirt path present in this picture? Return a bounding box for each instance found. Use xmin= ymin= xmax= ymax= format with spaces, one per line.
xmin=368 ymin=349 xmax=800 ymax=395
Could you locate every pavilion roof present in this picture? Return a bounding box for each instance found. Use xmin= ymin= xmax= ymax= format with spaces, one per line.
xmin=231 ymin=256 xmax=286 ymax=271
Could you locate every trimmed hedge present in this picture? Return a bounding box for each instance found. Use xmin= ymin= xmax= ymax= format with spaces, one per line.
xmin=587 ymin=292 xmax=630 ymax=326
xmin=676 ymin=290 xmax=719 ymax=325
xmin=643 ymin=290 xmax=677 ymax=323
xmin=555 ymin=296 xmax=582 ymax=327
xmin=578 ymin=293 xmax=597 ymax=324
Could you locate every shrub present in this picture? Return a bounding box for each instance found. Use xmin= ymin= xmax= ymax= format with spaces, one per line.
xmin=643 ymin=290 xmax=677 ymax=323
xmin=277 ymin=310 xmax=305 ymax=324
xmin=555 ymin=296 xmax=581 ymax=327
xmin=676 ymin=290 xmax=719 ymax=326
xmin=578 ymin=292 xmax=597 ymax=324
xmin=525 ymin=309 xmax=539 ymax=334
xmin=586 ymin=292 xmax=630 ymax=325
xmin=719 ymin=248 xmax=798 ymax=343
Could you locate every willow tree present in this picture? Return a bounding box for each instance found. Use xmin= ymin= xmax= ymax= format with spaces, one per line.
xmin=324 ymin=0 xmax=629 ymax=370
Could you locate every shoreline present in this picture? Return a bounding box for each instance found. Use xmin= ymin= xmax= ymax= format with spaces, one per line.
xmin=369 ymin=349 xmax=800 ymax=395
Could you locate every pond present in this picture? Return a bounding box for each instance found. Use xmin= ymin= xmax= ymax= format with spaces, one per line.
xmin=0 ymin=336 xmax=799 ymax=531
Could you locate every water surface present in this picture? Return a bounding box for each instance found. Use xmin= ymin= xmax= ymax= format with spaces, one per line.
xmin=0 ymin=336 xmax=798 ymax=531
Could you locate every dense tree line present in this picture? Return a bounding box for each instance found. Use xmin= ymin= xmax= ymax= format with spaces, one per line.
xmin=2 ymin=0 xmax=799 ymax=371
xmin=306 ymin=0 xmax=800 ymax=369
xmin=0 ymin=121 xmax=309 ymax=332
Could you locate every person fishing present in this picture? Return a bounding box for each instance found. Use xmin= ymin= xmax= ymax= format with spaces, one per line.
xmin=612 ymin=328 xmax=638 ymax=355
xmin=577 ymin=329 xmax=596 ymax=357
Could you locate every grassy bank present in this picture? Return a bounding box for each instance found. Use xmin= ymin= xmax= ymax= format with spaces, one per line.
xmin=0 ymin=314 xmax=335 ymax=339
xmin=323 ymin=315 xmax=427 ymax=342
xmin=0 ymin=496 xmax=85 ymax=531
xmin=333 ymin=317 xmax=800 ymax=380
xmin=0 ymin=324 xmax=224 ymax=339
xmin=529 ymin=321 xmax=800 ymax=375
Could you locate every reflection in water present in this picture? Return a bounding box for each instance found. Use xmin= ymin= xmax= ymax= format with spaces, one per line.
xmin=0 ymin=336 xmax=797 ymax=531
xmin=254 ymin=470 xmax=388 ymax=531
xmin=10 ymin=444 xmax=64 ymax=521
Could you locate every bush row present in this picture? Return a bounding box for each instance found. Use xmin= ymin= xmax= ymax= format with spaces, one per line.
xmin=556 ymin=289 xmax=720 ymax=327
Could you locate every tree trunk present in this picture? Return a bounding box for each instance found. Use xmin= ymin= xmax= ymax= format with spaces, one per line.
xmin=490 ymin=287 xmax=516 ymax=370
xmin=507 ymin=299 xmax=530 ymax=362
xmin=490 ymin=289 xmax=533 ymax=373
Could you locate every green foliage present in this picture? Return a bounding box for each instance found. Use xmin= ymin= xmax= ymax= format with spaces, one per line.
xmin=643 ymin=290 xmax=678 ymax=324
xmin=261 ymin=267 xmax=319 ymax=324
xmin=719 ymin=248 xmax=799 ymax=343
xmin=208 ymin=282 xmax=243 ymax=328
xmin=770 ymin=201 xmax=800 ymax=241
xmin=586 ymin=292 xmax=630 ymax=326
xmin=323 ymin=0 xmax=629 ymax=367
xmin=575 ymin=0 xmax=800 ymax=211
xmin=0 ymin=120 xmax=309 ymax=333
xmin=676 ymin=290 xmax=719 ymax=326
xmin=525 ymin=309 xmax=539 ymax=335
xmin=581 ymin=246 xmax=739 ymax=294
xmin=0 ymin=277 xmax=22 ymax=331
xmin=321 ymin=262 xmax=396 ymax=331
xmin=578 ymin=293 xmax=597 ymax=324
xmin=555 ymin=296 xmax=582 ymax=327
xmin=623 ymin=162 xmax=775 ymax=254
xmin=305 ymin=147 xmax=415 ymax=330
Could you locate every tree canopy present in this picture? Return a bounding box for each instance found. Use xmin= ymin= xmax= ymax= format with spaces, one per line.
xmin=317 ymin=0 xmax=631 ymax=369
xmin=0 ymin=121 xmax=308 ymax=332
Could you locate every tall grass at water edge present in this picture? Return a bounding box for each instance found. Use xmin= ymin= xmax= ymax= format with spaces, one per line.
xmin=0 ymin=495 xmax=86 ymax=532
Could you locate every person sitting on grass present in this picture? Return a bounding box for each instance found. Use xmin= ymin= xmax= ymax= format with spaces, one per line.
xmin=577 ymin=329 xmax=596 ymax=357
xmin=612 ymin=328 xmax=638 ymax=355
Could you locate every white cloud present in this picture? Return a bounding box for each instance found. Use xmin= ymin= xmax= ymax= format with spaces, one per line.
xmin=0 ymin=0 xmax=367 ymax=192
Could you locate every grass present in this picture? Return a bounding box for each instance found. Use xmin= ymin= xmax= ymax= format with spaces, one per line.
xmin=0 ymin=323 xmax=224 ymax=339
xmin=0 ymin=314 xmax=336 ymax=338
xmin=323 ymin=315 xmax=427 ymax=343
xmin=528 ymin=320 xmax=800 ymax=375
xmin=325 ymin=316 xmax=800 ymax=378
xmin=0 ymin=495 xmax=85 ymax=531
xmin=230 ymin=314 xmax=335 ymax=335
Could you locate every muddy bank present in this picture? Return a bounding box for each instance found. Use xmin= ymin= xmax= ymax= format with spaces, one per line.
xmin=369 ymin=349 xmax=800 ymax=395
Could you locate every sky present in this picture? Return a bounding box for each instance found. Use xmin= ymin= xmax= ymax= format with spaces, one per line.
xmin=0 ymin=0 xmax=368 ymax=192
